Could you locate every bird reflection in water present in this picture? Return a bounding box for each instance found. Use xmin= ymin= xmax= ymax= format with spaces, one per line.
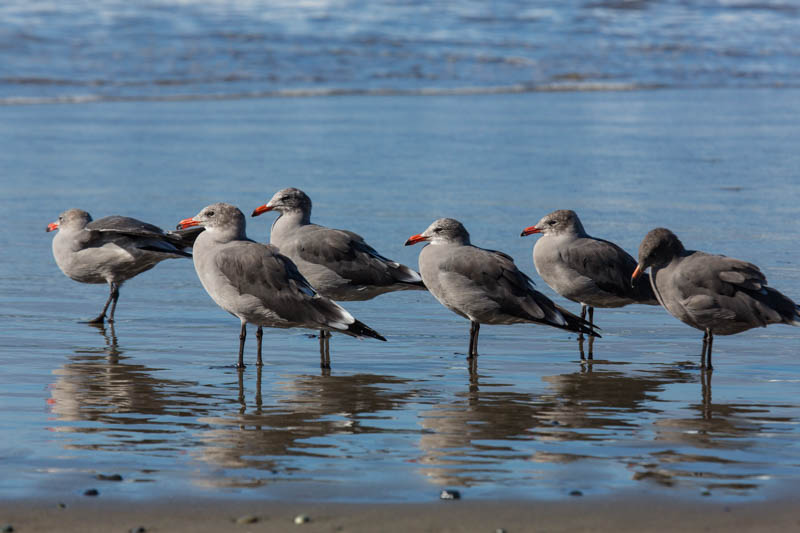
xmin=417 ymin=369 xmax=554 ymax=487
xmin=193 ymin=372 xmax=418 ymax=488
xmin=48 ymin=324 xmax=221 ymax=449
xmin=417 ymin=363 xmax=699 ymax=487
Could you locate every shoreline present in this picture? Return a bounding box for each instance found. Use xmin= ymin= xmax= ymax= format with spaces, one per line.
xmin=5 ymin=82 xmax=800 ymax=107
xmin=1 ymin=495 xmax=797 ymax=532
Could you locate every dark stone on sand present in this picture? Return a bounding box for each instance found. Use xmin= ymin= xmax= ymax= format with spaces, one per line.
xmin=97 ymin=473 xmax=123 ymax=481
xmin=569 ymin=490 xmax=583 ymax=497
xmin=2 ymin=525 xmax=14 ymax=533
xmin=129 ymin=528 xmax=147 ymax=533
xmin=439 ymin=489 xmax=461 ymax=500
xmin=57 ymin=502 xmax=66 ymax=509
xmin=84 ymin=488 xmax=99 ymax=497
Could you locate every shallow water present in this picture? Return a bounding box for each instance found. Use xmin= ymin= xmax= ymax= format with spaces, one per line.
xmin=2 ymin=0 xmax=800 ymax=104
xmin=1 ymin=88 xmax=799 ymax=503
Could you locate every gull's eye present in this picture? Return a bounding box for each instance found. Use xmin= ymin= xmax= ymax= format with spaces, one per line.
xmin=547 ymin=220 xmax=556 ymax=226
xmin=433 ymin=227 xmax=442 ymax=233
xmin=206 ymin=210 xmax=215 ymax=217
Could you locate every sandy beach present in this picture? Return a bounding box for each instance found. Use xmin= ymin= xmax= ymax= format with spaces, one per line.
xmin=3 ymin=494 xmax=799 ymax=533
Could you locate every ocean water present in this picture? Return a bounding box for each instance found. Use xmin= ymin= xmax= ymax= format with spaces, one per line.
xmin=0 ymin=88 xmax=799 ymax=502
xmin=2 ymin=0 xmax=800 ymax=104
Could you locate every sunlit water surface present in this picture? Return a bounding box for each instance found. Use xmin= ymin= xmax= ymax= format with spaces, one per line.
xmin=1 ymin=88 xmax=799 ymax=502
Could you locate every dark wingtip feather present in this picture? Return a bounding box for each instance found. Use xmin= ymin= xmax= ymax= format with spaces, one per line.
xmin=347 ymin=319 xmax=387 ymax=341
xmin=557 ymin=305 xmax=602 ymax=338
xmin=139 ymin=245 xmax=192 ymax=258
xmin=167 ymin=226 xmax=205 ymax=249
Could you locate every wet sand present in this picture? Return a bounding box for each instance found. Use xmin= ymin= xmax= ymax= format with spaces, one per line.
xmin=2 ymin=495 xmax=798 ymax=532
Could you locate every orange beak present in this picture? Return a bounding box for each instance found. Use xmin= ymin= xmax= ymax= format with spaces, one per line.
xmin=46 ymin=221 xmax=59 ymax=232
xmin=631 ymin=264 xmax=643 ymax=287
xmin=404 ymin=233 xmax=429 ymax=246
xmin=251 ymin=204 xmax=273 ymax=217
xmin=520 ymin=225 xmax=541 ymax=237
xmin=177 ymin=217 xmax=200 ymax=229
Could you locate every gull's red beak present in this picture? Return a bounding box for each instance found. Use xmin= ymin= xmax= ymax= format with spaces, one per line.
xmin=177 ymin=217 xmax=200 ymax=229
xmin=251 ymin=204 xmax=273 ymax=217
xmin=404 ymin=234 xmax=429 ymax=246
xmin=46 ymin=221 xmax=59 ymax=232
xmin=520 ymin=225 xmax=541 ymax=237
xmin=631 ymin=264 xmax=643 ymax=287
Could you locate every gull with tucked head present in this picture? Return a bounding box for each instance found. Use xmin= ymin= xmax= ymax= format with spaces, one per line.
xmin=632 ymin=227 xmax=800 ymax=369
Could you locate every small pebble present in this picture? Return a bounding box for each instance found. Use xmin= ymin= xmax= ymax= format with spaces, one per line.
xmin=2 ymin=525 xmax=14 ymax=533
xmin=83 ymin=488 xmax=99 ymax=497
xmin=496 ymin=529 xmax=507 ymax=533
xmin=57 ymin=502 xmax=66 ymax=509
xmin=294 ymin=514 xmax=310 ymax=525
xmin=702 ymin=490 xmax=711 ymax=497
xmin=569 ymin=490 xmax=583 ymax=497
xmin=129 ymin=527 xmax=147 ymax=533
xmin=97 ymin=473 xmax=123 ymax=482
xmin=236 ymin=515 xmax=259 ymax=525
xmin=439 ymin=489 xmax=461 ymax=500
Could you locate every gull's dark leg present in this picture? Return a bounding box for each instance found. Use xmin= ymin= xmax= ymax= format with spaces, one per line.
xmin=88 ymin=282 xmax=115 ymax=324
xmin=319 ymin=330 xmax=325 ymax=367
xmin=578 ymin=304 xmax=587 ymax=342
xmin=237 ymin=322 xmax=247 ymax=369
xmin=324 ymin=332 xmax=331 ymax=368
xmin=319 ymin=330 xmax=331 ymax=370
xmin=587 ymin=306 xmax=595 ymax=360
xmin=706 ymin=329 xmax=714 ymax=370
xmin=107 ymin=282 xmax=120 ymax=323
xmin=256 ymin=326 xmax=263 ymax=367
xmin=701 ymin=330 xmax=709 ymax=369
xmin=468 ymin=321 xmax=480 ymax=358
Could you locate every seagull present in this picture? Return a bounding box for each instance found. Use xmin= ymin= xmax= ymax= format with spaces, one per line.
xmin=47 ymin=208 xmax=198 ymax=324
xmin=405 ymin=218 xmax=596 ymax=360
xmin=522 ymin=209 xmax=658 ymax=356
xmin=178 ymin=202 xmax=386 ymax=369
xmin=251 ymin=187 xmax=425 ymax=351
xmin=632 ymin=227 xmax=800 ymax=369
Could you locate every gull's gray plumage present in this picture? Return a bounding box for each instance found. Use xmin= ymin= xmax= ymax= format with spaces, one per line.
xmin=252 ymin=188 xmax=425 ymax=301
xmin=47 ymin=208 xmax=193 ymax=324
xmin=406 ymin=218 xmax=596 ymax=359
xmin=522 ymin=210 xmax=658 ymax=355
xmin=634 ymin=228 xmax=800 ymax=369
xmin=180 ymin=203 xmax=385 ymax=369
